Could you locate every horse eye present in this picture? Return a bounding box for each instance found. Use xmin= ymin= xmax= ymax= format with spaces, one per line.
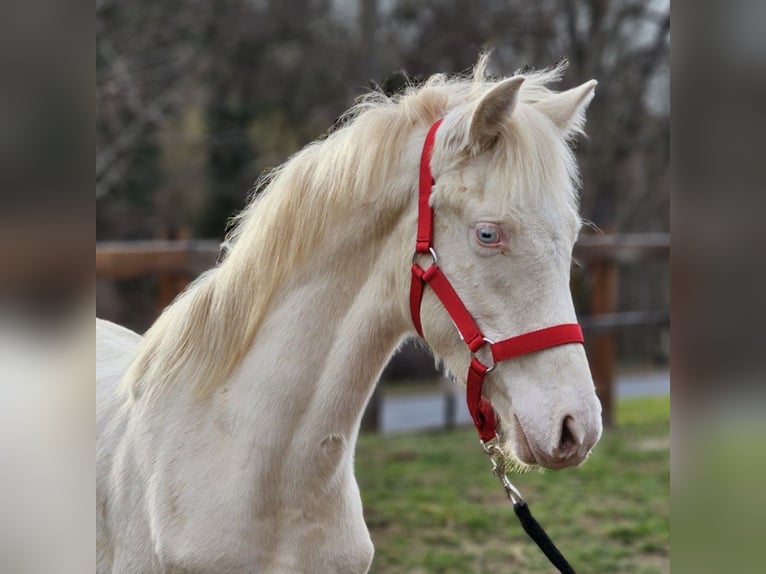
xmin=476 ymin=227 xmax=500 ymax=245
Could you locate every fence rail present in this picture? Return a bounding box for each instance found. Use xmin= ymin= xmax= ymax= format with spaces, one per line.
xmin=96 ymin=233 xmax=669 ymax=427
xmin=573 ymin=233 xmax=670 ymax=262
xmin=96 ymin=240 xmax=220 ymax=279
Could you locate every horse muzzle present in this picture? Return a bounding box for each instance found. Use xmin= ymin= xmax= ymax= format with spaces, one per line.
xmin=508 ymin=407 xmax=602 ymax=470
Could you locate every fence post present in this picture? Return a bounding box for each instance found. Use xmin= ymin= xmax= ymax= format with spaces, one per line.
xmin=589 ymin=259 xmax=618 ymax=428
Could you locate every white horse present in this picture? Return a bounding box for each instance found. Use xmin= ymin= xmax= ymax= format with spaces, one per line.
xmin=97 ymin=56 xmax=602 ymax=573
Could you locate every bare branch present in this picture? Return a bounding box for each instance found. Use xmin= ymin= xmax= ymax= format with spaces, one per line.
xmin=97 ymin=36 xmax=144 ymax=115
xmin=96 ymin=154 xmax=132 ymax=200
xmin=638 ymin=13 xmax=670 ymax=84
xmin=96 ymin=1 xmax=209 ymax=199
xmin=560 ymin=0 xmax=585 ymax=77
xmin=96 ymin=91 xmax=174 ymax=186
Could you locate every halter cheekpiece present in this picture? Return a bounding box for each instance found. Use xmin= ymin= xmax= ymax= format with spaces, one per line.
xmin=409 ymin=119 xmax=585 ymax=442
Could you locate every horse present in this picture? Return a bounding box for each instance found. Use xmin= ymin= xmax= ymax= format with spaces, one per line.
xmin=97 ymin=55 xmax=602 ymax=573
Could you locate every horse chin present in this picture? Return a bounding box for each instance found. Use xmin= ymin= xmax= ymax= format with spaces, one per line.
xmin=496 ymin=415 xmax=542 ymax=475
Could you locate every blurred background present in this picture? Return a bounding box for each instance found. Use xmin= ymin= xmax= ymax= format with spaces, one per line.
xmin=95 ymin=0 xmax=670 ymax=571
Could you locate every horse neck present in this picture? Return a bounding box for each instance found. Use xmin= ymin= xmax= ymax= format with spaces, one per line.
xmin=226 ymin=169 xmax=418 ymax=451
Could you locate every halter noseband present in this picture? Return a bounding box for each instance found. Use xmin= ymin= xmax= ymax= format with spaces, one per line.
xmin=409 ymin=119 xmax=585 ymax=442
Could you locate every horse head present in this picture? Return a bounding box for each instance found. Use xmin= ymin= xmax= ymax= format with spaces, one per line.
xmin=416 ymin=74 xmax=602 ymax=470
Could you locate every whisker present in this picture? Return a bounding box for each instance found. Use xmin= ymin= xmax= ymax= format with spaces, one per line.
xmin=581 ymin=218 xmax=602 ymax=234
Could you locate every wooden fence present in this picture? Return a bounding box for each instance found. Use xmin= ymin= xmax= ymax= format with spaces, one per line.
xmin=572 ymin=233 xmax=669 ymax=426
xmin=96 ymin=233 xmax=669 ymax=427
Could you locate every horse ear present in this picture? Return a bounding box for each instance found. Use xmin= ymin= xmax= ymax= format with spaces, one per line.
xmin=469 ymin=76 xmax=525 ymax=151
xmin=534 ymin=80 xmax=598 ymax=138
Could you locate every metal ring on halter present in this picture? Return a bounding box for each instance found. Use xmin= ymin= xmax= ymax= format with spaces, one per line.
xmin=471 ymin=337 xmax=496 ymax=373
xmin=411 ymin=246 xmax=438 ymax=267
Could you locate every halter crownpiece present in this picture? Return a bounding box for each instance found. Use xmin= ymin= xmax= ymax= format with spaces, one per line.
xmin=409 ymin=119 xmax=585 ymax=442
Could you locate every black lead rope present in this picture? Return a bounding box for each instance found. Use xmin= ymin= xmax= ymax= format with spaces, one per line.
xmin=481 ymin=436 xmax=577 ymax=573
xmin=513 ymin=500 xmax=576 ymax=574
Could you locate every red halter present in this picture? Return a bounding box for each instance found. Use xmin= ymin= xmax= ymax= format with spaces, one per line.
xmin=410 ymin=119 xmax=585 ymax=442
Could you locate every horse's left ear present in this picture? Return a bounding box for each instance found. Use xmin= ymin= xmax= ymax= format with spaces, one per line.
xmin=469 ymin=76 xmax=525 ymax=152
xmin=534 ymin=80 xmax=598 ymax=138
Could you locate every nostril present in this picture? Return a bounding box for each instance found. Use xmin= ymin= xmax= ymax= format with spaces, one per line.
xmin=558 ymin=415 xmax=579 ymax=457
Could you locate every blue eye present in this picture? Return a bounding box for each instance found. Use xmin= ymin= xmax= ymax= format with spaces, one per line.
xmin=476 ymin=227 xmax=500 ymax=245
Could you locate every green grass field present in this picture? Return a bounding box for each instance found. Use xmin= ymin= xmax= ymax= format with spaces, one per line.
xmin=356 ymin=396 xmax=669 ymax=573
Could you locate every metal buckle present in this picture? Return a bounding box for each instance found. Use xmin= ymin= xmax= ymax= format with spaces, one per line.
xmin=411 ymin=246 xmax=438 ymax=267
xmin=481 ymin=435 xmax=524 ymax=504
xmin=470 ymin=337 xmax=496 ymax=373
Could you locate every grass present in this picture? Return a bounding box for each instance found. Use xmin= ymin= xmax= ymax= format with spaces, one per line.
xmin=356 ymin=396 xmax=669 ymax=573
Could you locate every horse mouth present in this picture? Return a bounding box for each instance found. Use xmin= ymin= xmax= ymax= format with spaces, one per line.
xmin=495 ymin=413 xmax=541 ymax=473
xmin=503 ymin=414 xmax=540 ymax=468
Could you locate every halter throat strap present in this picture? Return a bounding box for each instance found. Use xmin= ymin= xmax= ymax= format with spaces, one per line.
xmin=409 ymin=120 xmax=584 ymax=441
